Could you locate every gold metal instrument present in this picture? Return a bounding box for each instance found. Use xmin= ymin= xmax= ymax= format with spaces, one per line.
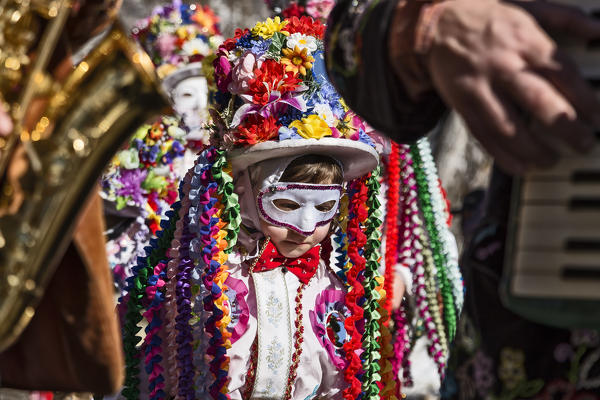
xmin=0 ymin=0 xmax=169 ymax=351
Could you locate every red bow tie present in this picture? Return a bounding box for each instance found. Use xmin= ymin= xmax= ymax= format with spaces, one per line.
xmin=252 ymin=241 xmax=321 ymax=284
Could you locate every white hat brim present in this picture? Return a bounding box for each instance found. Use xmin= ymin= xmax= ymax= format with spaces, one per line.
xmin=229 ymin=137 xmax=380 ymax=181
xmin=161 ymin=62 xmax=205 ymax=94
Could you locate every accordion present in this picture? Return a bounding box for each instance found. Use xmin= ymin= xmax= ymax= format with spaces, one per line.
xmin=502 ymin=0 xmax=600 ymax=328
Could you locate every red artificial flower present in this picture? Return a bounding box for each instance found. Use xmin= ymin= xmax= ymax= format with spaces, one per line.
xmin=147 ymin=193 xmax=159 ymax=212
xmin=247 ymin=59 xmax=301 ymax=105
xmin=220 ymin=28 xmax=249 ymax=52
xmin=189 ymin=53 xmax=205 ymax=64
xmin=149 ymin=218 xmax=160 ymax=235
xmin=281 ymin=16 xmax=325 ymax=38
xmin=282 ymin=3 xmax=306 ymax=18
xmin=235 ymin=114 xmax=280 ymax=145
xmin=165 ymin=189 xmax=178 ymax=205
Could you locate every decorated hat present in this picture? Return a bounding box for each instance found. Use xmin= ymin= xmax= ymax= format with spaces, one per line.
xmin=208 ymin=15 xmax=380 ymax=179
xmin=132 ymin=0 xmax=223 ymax=93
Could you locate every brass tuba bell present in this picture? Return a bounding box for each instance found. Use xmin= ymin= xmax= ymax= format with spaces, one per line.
xmin=0 ymin=2 xmax=170 ymax=351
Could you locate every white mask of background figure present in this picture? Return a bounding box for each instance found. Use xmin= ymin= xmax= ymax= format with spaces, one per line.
xmin=171 ymin=76 xmax=209 ymax=141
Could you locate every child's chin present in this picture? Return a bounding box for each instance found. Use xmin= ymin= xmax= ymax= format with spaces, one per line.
xmin=279 ymin=243 xmax=310 ymax=258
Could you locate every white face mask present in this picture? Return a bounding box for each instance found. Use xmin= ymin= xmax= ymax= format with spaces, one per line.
xmin=171 ymin=76 xmax=209 ymax=139
xmin=257 ymin=182 xmax=343 ymax=237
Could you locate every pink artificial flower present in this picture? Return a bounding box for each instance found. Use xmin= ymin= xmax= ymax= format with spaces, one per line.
xmin=156 ymin=33 xmax=178 ymax=58
xmin=228 ymin=51 xmax=258 ymax=95
xmin=214 ymin=55 xmax=232 ymax=92
xmin=306 ymin=0 xmax=335 ymax=20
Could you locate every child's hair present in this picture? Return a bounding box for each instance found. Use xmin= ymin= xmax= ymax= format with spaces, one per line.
xmin=280 ymin=155 xmax=343 ymax=185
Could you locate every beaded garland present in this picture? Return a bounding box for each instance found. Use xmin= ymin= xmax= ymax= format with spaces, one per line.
xmin=342 ymin=176 xmax=369 ymax=399
xmin=383 ymin=141 xmax=401 ymax=321
xmin=394 ymin=142 xmax=450 ymax=383
xmin=361 ymin=165 xmax=384 ymax=399
xmin=121 ymin=200 xmax=181 ymax=400
xmin=410 ymin=139 xmax=458 ymax=340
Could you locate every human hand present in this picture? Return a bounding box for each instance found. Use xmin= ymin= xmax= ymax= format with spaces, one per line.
xmin=392 ymin=273 xmax=406 ymax=310
xmin=423 ymin=0 xmax=600 ymax=175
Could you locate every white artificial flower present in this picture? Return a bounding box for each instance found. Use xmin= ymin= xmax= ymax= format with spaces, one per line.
xmin=182 ymin=38 xmax=211 ymax=56
xmin=286 ymin=33 xmax=318 ymax=53
xmin=209 ymin=35 xmax=224 ymax=48
xmin=167 ymin=125 xmax=186 ymax=139
xmin=117 ymin=148 xmax=140 ymax=169
xmin=313 ymin=103 xmax=335 ymax=126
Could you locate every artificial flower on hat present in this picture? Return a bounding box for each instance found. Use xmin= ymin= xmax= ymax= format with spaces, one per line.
xmin=132 ymin=0 xmax=223 ymax=81
xmin=208 ymin=14 xmax=380 ymax=176
xmin=101 ymin=117 xmax=186 ymax=229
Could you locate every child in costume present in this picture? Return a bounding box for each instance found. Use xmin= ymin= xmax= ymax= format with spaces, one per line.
xmin=100 ymin=2 xmax=223 ymax=293
xmin=120 ymin=15 xmax=463 ymax=400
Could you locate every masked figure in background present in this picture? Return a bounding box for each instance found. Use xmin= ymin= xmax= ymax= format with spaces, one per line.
xmin=100 ymin=1 xmax=223 ymax=295
xmin=118 ymin=15 xmax=462 ymax=400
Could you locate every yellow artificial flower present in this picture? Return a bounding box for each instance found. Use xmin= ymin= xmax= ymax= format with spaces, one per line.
xmin=176 ymin=26 xmax=191 ymax=40
xmin=289 ymin=115 xmax=332 ymax=139
xmin=161 ymin=140 xmax=173 ymax=154
xmin=340 ymin=97 xmax=350 ymax=113
xmin=251 ymin=17 xmax=289 ymax=39
xmin=281 ymin=46 xmax=314 ymax=76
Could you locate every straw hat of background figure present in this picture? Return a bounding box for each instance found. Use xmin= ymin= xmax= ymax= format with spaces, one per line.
xmin=133 ymin=0 xmax=223 ymax=143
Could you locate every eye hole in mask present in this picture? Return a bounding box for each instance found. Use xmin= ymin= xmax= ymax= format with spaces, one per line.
xmin=273 ymin=199 xmax=337 ymax=212
xmin=315 ymin=200 xmax=336 ymax=212
xmin=273 ymin=199 xmax=301 ymax=211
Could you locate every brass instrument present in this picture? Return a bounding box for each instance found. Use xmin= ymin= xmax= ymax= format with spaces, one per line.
xmin=0 ymin=0 xmax=169 ymax=351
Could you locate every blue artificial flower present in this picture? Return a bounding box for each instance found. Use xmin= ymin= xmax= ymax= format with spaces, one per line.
xmin=358 ymin=130 xmax=375 ymax=148
xmin=162 ymin=152 xmax=174 ymax=164
xmin=278 ymin=126 xmax=302 ymax=141
xmin=132 ymin=138 xmax=145 ymax=150
xmin=171 ymin=140 xmax=184 ymax=154
xmin=311 ymin=51 xmax=328 ymax=83
xmin=180 ymin=5 xmax=193 ymax=24
xmin=250 ymin=38 xmax=271 ymax=56
xmin=236 ymin=32 xmax=253 ymax=49
xmin=277 ymin=106 xmax=303 ymax=126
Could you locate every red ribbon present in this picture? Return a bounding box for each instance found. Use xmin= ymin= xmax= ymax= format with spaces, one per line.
xmin=252 ymin=241 xmax=320 ymax=284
